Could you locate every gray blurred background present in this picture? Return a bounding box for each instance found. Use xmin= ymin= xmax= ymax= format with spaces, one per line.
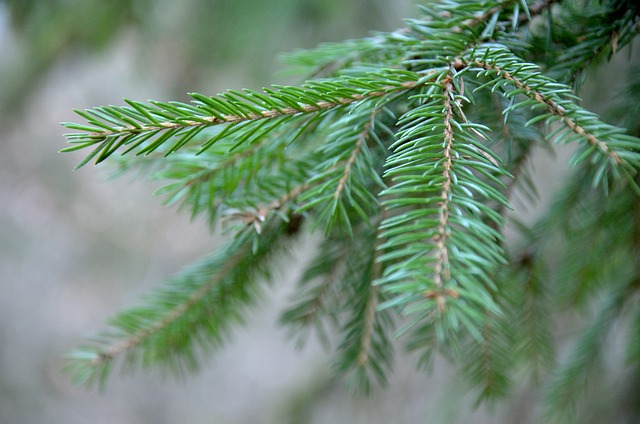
xmin=0 ymin=1 xmax=630 ymax=423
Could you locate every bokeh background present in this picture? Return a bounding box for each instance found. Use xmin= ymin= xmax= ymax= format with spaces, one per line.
xmin=0 ymin=1 xmax=635 ymax=423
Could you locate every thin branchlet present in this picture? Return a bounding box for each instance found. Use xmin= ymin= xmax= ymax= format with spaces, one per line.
xmin=469 ymin=59 xmax=623 ymax=165
xmin=357 ymin=285 xmax=380 ymax=367
xmin=225 ymin=182 xmax=310 ymax=233
xmin=481 ymin=319 xmax=494 ymax=388
xmin=300 ymin=269 xmax=341 ymax=326
xmin=335 ymin=110 xmax=376 ymax=202
xmin=357 ymin=225 xmax=384 ymax=367
xmin=431 ymin=76 xmax=455 ymax=312
xmin=90 ymin=246 xmax=248 ymax=367
xmin=260 ymin=183 xmax=309 ymax=217
xmin=83 ymin=82 xmax=419 ymax=142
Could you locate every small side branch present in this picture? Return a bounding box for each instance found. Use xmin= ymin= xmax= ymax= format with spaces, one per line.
xmin=184 ymin=141 xmax=266 ymax=188
xmin=225 ymin=182 xmax=310 ymax=234
xmin=431 ymin=76 xmax=456 ymax=311
xmin=81 ymin=82 xmax=419 ymax=142
xmin=90 ymin=248 xmax=247 ymax=368
xmin=334 ymin=111 xmax=376 ymax=202
xmin=357 ymin=225 xmax=385 ymax=368
xmin=470 ymin=59 xmax=623 ymax=165
xmin=357 ymin=285 xmax=380 ymax=367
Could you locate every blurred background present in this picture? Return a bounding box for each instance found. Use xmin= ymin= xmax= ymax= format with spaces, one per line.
xmin=0 ymin=1 xmax=633 ymax=423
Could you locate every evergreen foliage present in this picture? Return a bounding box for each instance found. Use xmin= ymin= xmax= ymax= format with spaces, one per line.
xmin=62 ymin=0 xmax=640 ymax=421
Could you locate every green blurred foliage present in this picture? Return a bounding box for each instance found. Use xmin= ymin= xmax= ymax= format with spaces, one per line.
xmin=4 ymin=0 xmax=146 ymax=47
xmin=0 ymin=0 xmax=410 ymax=115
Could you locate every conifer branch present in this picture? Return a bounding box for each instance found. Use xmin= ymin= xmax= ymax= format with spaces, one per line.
xmin=87 ymin=238 xmax=254 ymax=375
xmin=294 ymin=271 xmax=339 ymax=327
xmin=468 ymin=308 xmax=512 ymax=401
xmin=62 ymin=73 xmax=430 ymax=167
xmin=65 ymin=219 xmax=292 ymax=387
xmin=335 ymin=224 xmax=394 ymax=393
xmin=432 ymin=76 xmax=455 ymax=311
xmin=543 ymin=285 xmax=631 ymax=421
xmin=467 ymin=57 xmax=622 ymax=165
xmin=379 ymin=71 xmax=509 ymax=342
xmin=516 ymin=256 xmax=554 ymax=375
xmin=442 ymin=0 xmax=558 ymax=34
xmin=280 ymin=237 xmax=348 ymax=340
xmin=297 ymin=100 xmax=395 ymax=235
xmin=91 ymin=250 xmax=245 ymax=367
xmin=480 ymin=318 xmax=497 ymax=391
xmin=544 ymin=1 xmax=640 ymax=88
xmin=357 ymin=286 xmax=380 ymax=368
xmin=85 ymin=96 xmax=357 ymax=140
xmin=334 ymin=113 xmax=373 ymax=203
xmin=357 ymin=225 xmax=385 ymax=368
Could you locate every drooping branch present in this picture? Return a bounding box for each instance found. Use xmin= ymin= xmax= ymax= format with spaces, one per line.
xmin=433 ymin=76 xmax=455 ymax=300
xmin=89 ymin=241 xmax=249 ymax=368
xmin=66 ymin=216 xmax=293 ymax=388
xmin=467 ymin=57 xmax=623 ymax=165
xmin=334 ymin=110 xmax=376 ymax=202
xmin=357 ymin=223 xmax=385 ymax=368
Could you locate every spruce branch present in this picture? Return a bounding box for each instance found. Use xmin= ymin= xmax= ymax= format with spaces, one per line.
xmin=90 ymin=250 xmax=246 ymax=368
xmin=335 ymin=224 xmax=395 ymax=393
xmin=378 ymin=71 xmax=510 ymax=348
xmin=280 ymin=237 xmax=348 ymax=344
xmin=463 ymin=308 xmax=513 ymax=402
xmin=357 ymin=284 xmax=381 ymax=369
xmin=62 ymin=71 xmax=429 ymax=168
xmin=468 ymin=55 xmax=622 ymax=164
xmin=424 ymin=0 xmax=558 ymax=37
xmin=334 ymin=111 xmax=373 ymax=204
xmin=297 ymin=99 xmax=392 ymax=236
xmin=432 ymin=76 xmax=456 ymax=309
xmin=463 ymin=45 xmax=640 ymax=190
xmin=65 ymin=218 xmax=295 ymax=388
xmin=284 ymin=0 xmax=559 ymax=81
xmin=513 ymin=256 xmax=554 ymax=377
xmin=539 ymin=0 xmax=640 ymax=87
